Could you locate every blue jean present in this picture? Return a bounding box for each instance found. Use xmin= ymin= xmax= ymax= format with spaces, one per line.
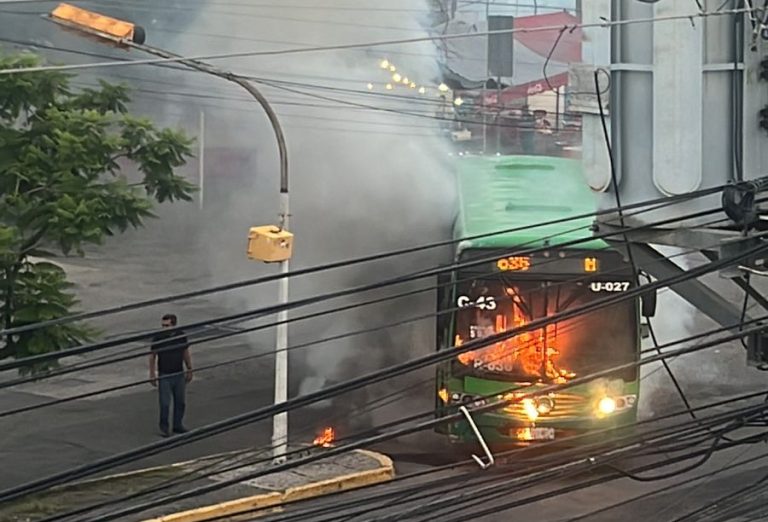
xmin=158 ymin=373 xmax=186 ymax=431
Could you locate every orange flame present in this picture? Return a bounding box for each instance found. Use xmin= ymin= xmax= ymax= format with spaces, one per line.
xmin=313 ymin=427 xmax=335 ymax=448
xmin=457 ymin=294 xmax=574 ymax=382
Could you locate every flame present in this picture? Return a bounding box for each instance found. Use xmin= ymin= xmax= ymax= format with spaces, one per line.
xmin=313 ymin=427 xmax=335 ymax=448
xmin=456 ymin=292 xmax=575 ymax=382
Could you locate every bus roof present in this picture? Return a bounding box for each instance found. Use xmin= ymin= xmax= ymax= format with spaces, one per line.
xmin=454 ymin=154 xmax=605 ymax=252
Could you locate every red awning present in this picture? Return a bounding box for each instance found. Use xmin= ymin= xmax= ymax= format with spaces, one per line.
xmin=479 ymin=72 xmax=570 ymax=106
xmin=513 ymin=11 xmax=582 ymax=64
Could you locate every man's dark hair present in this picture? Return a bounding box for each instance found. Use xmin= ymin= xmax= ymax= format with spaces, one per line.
xmin=162 ymin=313 xmax=178 ymax=326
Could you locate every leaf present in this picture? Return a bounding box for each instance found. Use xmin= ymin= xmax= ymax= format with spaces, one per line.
xmin=0 ymin=50 xmax=195 ymax=369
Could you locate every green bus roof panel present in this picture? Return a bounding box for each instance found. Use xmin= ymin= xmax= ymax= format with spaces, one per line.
xmin=454 ymin=155 xmax=605 ymax=251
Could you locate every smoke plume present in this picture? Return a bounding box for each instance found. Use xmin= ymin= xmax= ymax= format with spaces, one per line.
xmin=124 ymin=1 xmax=457 ymax=432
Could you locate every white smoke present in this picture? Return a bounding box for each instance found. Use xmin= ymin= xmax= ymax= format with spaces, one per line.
xmin=638 ymin=246 xmax=766 ymax=419
xmin=130 ymin=1 xmax=455 ymax=427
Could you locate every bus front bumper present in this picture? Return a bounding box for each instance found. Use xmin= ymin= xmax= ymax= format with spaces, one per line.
xmin=446 ymin=410 xmax=636 ymax=447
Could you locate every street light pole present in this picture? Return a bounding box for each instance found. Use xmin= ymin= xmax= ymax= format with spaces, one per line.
xmin=45 ymin=3 xmax=293 ymax=463
xmin=130 ymin=45 xmax=292 ymax=463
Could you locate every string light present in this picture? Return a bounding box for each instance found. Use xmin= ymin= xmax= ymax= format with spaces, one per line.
xmin=375 ymin=59 xmax=441 ymax=98
xmin=453 ymin=97 xmax=464 ymax=106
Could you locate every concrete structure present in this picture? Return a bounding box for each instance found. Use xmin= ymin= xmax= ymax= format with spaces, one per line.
xmin=0 ymin=447 xmax=393 ymax=522
xmin=579 ymin=1 xmax=768 ymax=338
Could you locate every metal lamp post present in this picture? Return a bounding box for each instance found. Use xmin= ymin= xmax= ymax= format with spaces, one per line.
xmin=47 ymin=2 xmax=292 ymax=463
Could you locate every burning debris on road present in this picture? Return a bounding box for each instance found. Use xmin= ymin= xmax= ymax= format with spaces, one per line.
xmin=313 ymin=427 xmax=336 ymax=448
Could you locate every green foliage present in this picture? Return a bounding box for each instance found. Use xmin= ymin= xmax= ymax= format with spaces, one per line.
xmin=0 ymin=52 xmax=196 ymax=370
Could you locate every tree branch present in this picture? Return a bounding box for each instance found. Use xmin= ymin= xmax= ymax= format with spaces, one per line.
xmin=20 ymin=225 xmax=49 ymax=255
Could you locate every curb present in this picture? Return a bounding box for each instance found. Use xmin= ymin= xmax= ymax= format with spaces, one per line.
xmin=139 ymin=449 xmax=394 ymax=522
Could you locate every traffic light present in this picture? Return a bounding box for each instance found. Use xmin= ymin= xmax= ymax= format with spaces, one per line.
xmin=760 ymin=106 xmax=768 ymax=131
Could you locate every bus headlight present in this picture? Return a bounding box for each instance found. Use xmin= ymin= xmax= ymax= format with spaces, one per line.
xmin=535 ymin=396 xmax=554 ymax=415
xmin=597 ymin=397 xmax=617 ymax=415
xmin=522 ymin=398 xmax=539 ymax=421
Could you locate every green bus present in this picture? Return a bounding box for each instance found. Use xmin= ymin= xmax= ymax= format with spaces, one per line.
xmin=435 ymin=154 xmax=648 ymax=447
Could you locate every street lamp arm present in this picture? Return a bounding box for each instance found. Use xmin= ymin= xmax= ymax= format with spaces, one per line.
xmin=128 ymin=43 xmax=289 ymax=195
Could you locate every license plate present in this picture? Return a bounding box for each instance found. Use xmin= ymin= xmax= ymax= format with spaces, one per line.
xmin=513 ymin=427 xmax=555 ymax=441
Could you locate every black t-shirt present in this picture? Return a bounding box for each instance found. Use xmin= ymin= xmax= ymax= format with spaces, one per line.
xmin=151 ymin=329 xmax=189 ymax=375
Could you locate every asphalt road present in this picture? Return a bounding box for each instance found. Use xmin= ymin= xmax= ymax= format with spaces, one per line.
xmin=266 ymin=423 xmax=768 ymax=522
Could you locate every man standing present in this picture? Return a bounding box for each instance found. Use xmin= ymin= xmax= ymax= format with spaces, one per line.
xmin=150 ymin=313 xmax=193 ymax=437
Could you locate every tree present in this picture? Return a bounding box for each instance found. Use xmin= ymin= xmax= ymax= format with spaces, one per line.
xmin=0 ymin=52 xmax=196 ymax=371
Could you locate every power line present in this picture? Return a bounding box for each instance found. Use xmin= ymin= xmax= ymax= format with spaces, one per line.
xmin=2 ymin=201 xmax=686 ymax=386
xmin=53 ymin=356 xmax=768 ymax=522
xmin=430 ymin=436 xmax=768 ymax=522
xmin=0 ymin=199 xmax=730 ymax=376
xmin=42 ymin=378 xmax=436 ymax=522
xmin=206 ymin=388 xmax=768 ymax=522
xmin=0 ymin=36 xmax=584 ymax=132
xmin=93 ymin=394 xmax=768 ymax=522
xmin=0 ymin=183 xmax=721 ymax=341
xmin=0 ymin=7 xmax=751 ymax=75
xmin=342 ymin=407 xmax=768 ymax=522
xmin=4 ymin=243 xmax=766 ymax=505
xmin=0 ymin=237 xmax=709 ymax=416
xmin=0 ymin=239 xmax=633 ymax=399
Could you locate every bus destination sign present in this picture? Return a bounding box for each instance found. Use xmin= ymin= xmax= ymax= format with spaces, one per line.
xmin=494 ymin=254 xmax=601 ymax=274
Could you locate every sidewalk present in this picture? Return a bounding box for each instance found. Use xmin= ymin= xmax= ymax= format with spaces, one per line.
xmin=0 ymin=446 xmax=394 ymax=522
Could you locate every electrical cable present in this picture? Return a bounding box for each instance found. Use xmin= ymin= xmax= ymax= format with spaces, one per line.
xmin=22 ymin=325 xmax=660 ymax=520
xmin=285 ymin=407 xmax=768 ymax=522
xmin=84 ymin=393 xmax=768 ymax=522
xmin=0 ymin=36 xmax=587 ymax=120
xmin=18 ymin=238 xmax=768 ymax=499
xmin=0 ymin=189 xmax=760 ymax=510
xmin=671 ymin=470 xmax=768 ymax=521
xmin=269 ymin=402 xmax=768 ymax=522
xmin=566 ymin=453 xmax=768 ymax=521
xmin=45 ymin=320 xmax=644 ymax=521
xmin=0 ymin=209 xmax=743 ymax=399
xmin=594 ymin=69 xmax=703 ymax=439
xmin=73 ymin=378 xmax=768 ymax=522
xmin=47 ymin=314 xmax=768 ymax=522
xmin=3 ymin=205 xmax=721 ymax=396
xmin=0 ymin=7 xmax=752 ymax=75
xmin=216 ymin=389 xmax=768 ymax=522
xmin=25 ymin=299 xmax=768 ymax=517
xmin=41 ymin=378 xmax=436 ymax=522
xmin=1 ymin=182 xmax=760 ymax=500
xmin=3 ymin=228 xmax=743 ymax=419
xmin=0 ymin=214 xmax=626 ymax=382
xmin=0 ymin=180 xmax=721 ymax=340
xmin=430 ymin=435 xmax=768 ymax=522
xmin=0 ymin=197 xmax=724 ymax=374
xmin=375 ymin=406 xmax=768 ymax=522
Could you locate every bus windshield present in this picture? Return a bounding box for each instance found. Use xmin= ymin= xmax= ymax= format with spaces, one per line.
xmin=452 ymin=277 xmax=637 ymax=383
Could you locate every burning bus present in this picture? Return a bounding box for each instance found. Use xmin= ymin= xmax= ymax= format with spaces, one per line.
xmin=435 ymin=154 xmax=648 ymax=447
